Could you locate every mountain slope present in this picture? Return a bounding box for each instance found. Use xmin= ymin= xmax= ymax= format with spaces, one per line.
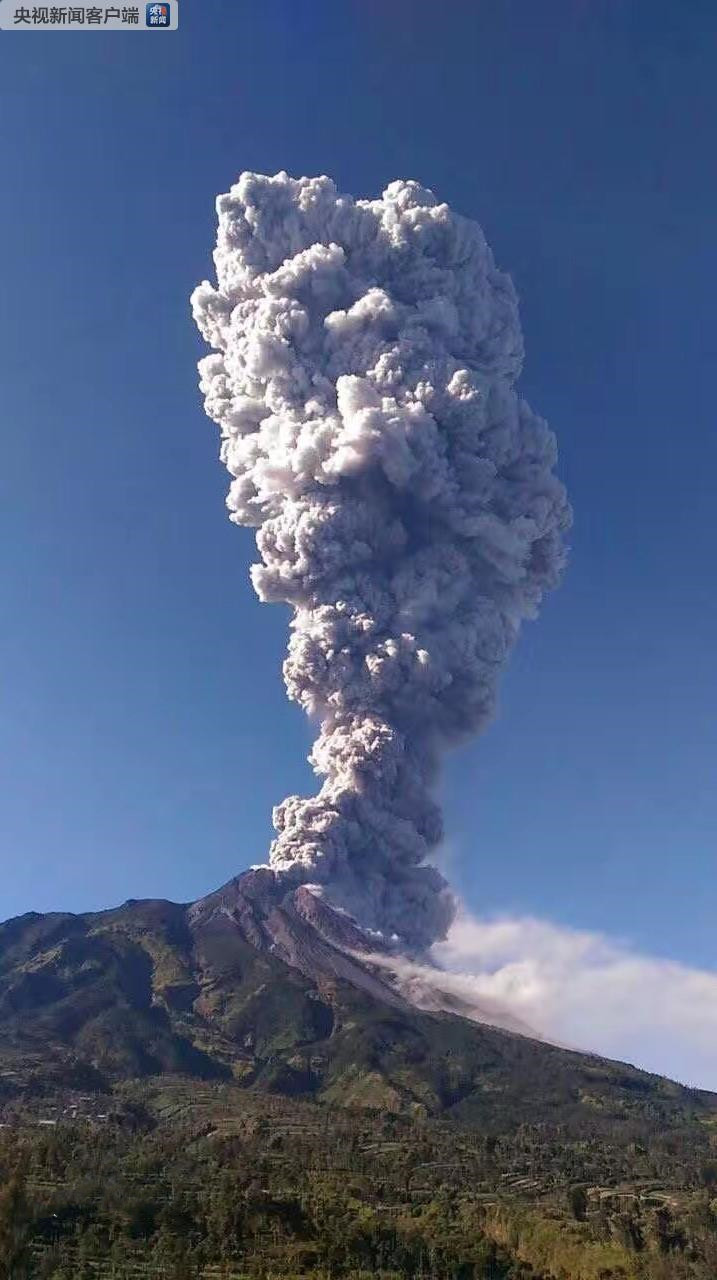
xmin=1 ymin=875 xmax=715 ymax=1135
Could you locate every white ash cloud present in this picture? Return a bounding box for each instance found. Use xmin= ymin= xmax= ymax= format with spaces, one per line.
xmin=192 ymin=172 xmax=571 ymax=948
xmin=427 ymin=912 xmax=717 ymax=1090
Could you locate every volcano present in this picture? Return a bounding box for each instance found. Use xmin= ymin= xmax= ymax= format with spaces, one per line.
xmin=1 ymin=869 xmax=714 ymax=1132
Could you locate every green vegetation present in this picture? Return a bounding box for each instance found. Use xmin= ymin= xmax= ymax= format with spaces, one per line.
xmin=1 ymin=1083 xmax=717 ymax=1278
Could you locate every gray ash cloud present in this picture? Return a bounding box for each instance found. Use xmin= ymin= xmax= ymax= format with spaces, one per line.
xmin=192 ymin=172 xmax=570 ymax=949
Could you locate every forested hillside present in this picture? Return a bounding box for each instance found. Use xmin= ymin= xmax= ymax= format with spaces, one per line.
xmin=2 ymin=1082 xmax=717 ymax=1278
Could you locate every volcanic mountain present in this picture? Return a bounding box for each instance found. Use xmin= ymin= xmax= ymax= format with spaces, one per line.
xmin=1 ymin=870 xmax=714 ymax=1133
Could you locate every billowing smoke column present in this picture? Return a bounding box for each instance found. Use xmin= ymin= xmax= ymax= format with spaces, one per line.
xmin=192 ymin=172 xmax=571 ymax=951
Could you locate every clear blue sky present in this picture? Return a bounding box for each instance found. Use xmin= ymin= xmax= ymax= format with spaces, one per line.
xmin=1 ymin=1 xmax=715 ymax=972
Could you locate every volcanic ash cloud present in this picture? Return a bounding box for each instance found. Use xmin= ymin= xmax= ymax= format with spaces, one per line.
xmin=191 ymin=172 xmax=571 ymax=950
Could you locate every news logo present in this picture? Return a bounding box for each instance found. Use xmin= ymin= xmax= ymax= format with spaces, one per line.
xmin=146 ymin=1 xmax=169 ymax=25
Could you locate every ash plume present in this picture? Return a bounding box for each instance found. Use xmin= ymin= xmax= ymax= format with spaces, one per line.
xmin=191 ymin=172 xmax=571 ymax=950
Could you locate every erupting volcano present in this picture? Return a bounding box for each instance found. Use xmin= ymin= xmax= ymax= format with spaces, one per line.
xmin=191 ymin=172 xmax=571 ymax=956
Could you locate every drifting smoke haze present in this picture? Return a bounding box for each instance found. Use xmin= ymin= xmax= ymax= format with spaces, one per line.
xmin=432 ymin=913 xmax=717 ymax=1090
xmin=192 ymin=172 xmax=571 ymax=949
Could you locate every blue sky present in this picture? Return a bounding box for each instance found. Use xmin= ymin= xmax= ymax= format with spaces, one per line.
xmin=1 ymin=1 xmax=715 ymax=983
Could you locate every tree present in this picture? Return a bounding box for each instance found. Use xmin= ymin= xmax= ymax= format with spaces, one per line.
xmin=0 ymin=1158 xmax=31 ymax=1279
xmin=652 ymin=1205 xmax=688 ymax=1255
xmin=568 ymin=1183 xmax=588 ymax=1222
